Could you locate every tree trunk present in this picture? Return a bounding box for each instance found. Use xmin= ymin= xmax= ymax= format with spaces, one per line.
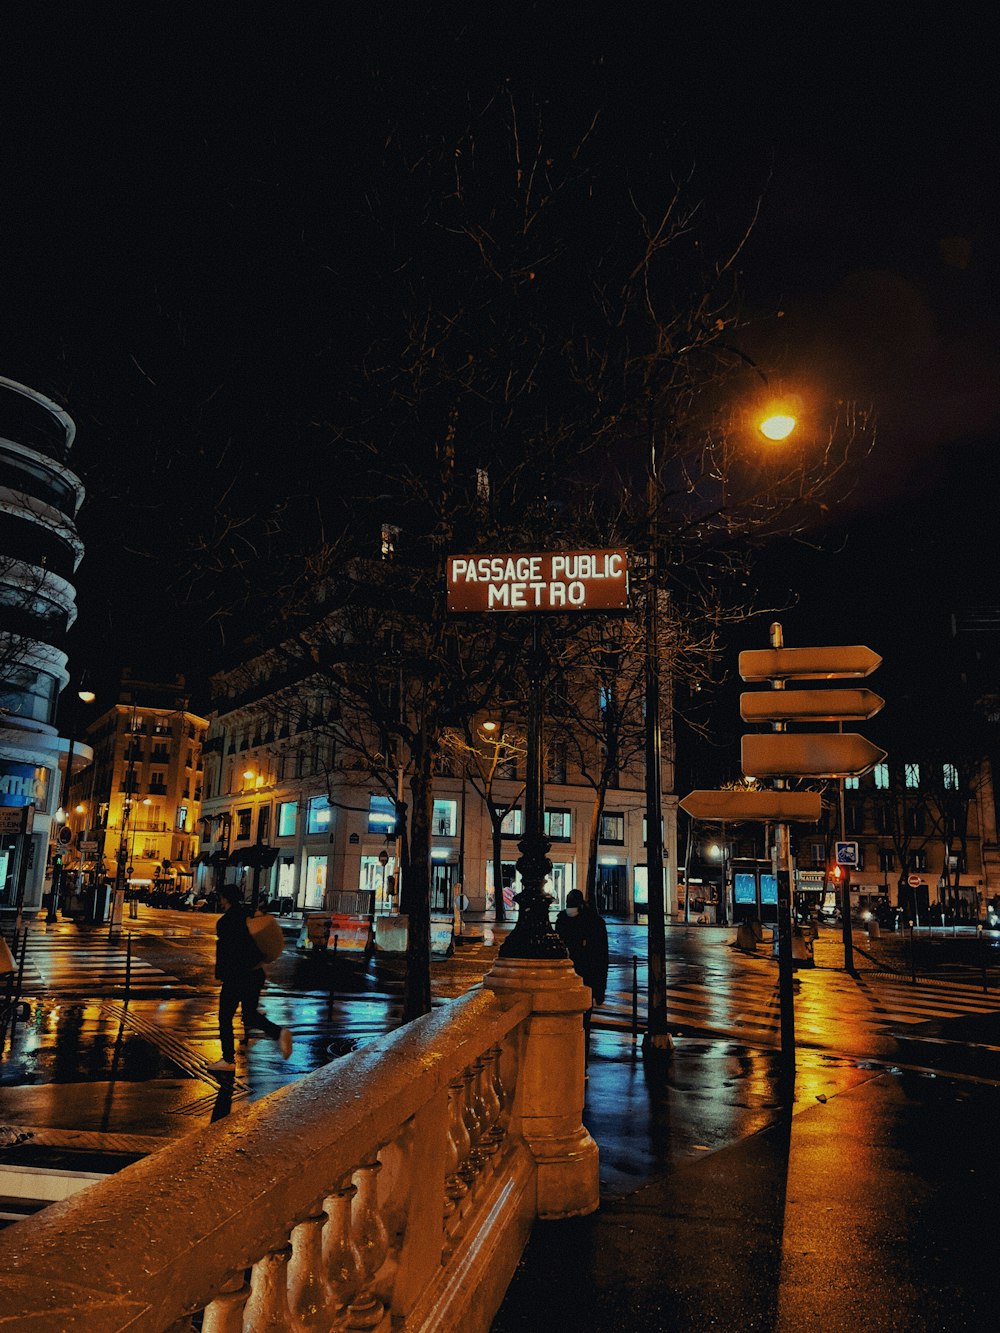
xmin=403 ymin=749 xmax=433 ymax=1022
xmin=490 ymin=813 xmax=507 ymax=922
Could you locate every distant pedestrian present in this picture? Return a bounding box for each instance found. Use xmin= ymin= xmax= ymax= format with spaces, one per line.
xmin=208 ymin=883 xmax=292 ymax=1072
xmin=555 ymin=888 xmax=609 ymax=1070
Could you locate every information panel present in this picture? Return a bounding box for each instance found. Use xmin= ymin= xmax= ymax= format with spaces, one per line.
xmin=447 ymin=549 xmax=629 ymax=613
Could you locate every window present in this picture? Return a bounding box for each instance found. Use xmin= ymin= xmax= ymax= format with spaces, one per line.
xmin=846 ymin=804 xmax=864 ymax=834
xmin=912 ymin=850 xmax=928 ymax=871
xmin=908 ymin=807 xmax=925 ymax=835
xmin=599 ymin=813 xmax=625 ymax=844
xmin=544 ymin=808 xmax=572 ymax=841
xmin=943 ymin=763 xmax=959 ymax=790
xmin=809 ymin=842 xmax=825 ymax=865
xmin=277 ymin=801 xmax=297 ymax=838
xmin=500 ymin=807 xmax=523 ymax=838
xmin=176 ymin=805 xmax=188 ymax=831
xmin=874 ymin=762 xmax=889 ymax=790
xmin=433 ymin=799 xmax=457 ymax=837
xmin=367 ymin=794 xmax=397 ymax=835
xmin=149 ymin=771 xmax=166 ymax=794
xmin=642 ymin=816 xmax=664 ymax=845
xmin=879 ymin=849 xmax=895 ymax=873
xmin=905 ymin=762 xmax=920 ymax=789
xmin=308 ymin=795 xmax=333 ymax=835
xmin=844 ymin=776 xmax=860 ymax=790
xmin=547 ymin=741 xmax=567 ymax=784
xmin=875 ymin=804 xmax=892 ymax=834
xmin=236 ymin=808 xmax=252 ymax=841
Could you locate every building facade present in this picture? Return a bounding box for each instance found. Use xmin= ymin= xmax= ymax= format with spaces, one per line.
xmin=197 ymin=644 xmax=679 ymax=920
xmin=687 ymin=756 xmax=997 ymax=923
xmin=0 ymin=376 xmax=90 ymax=917
xmin=65 ymin=674 xmax=208 ymax=891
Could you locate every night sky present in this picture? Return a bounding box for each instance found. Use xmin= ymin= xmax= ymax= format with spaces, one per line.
xmin=2 ymin=7 xmax=997 ymax=733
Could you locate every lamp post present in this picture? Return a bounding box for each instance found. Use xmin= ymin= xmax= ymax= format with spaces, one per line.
xmin=111 ymin=703 xmax=140 ymax=933
xmin=643 ymin=402 xmax=799 ymax=1059
xmin=643 ymin=421 xmax=671 ymax=1058
xmin=48 ymin=685 xmax=96 ymax=922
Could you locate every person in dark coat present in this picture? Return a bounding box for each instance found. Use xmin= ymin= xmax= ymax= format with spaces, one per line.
xmin=555 ymin=888 xmax=609 ymax=1069
xmin=208 ymin=883 xmax=292 ymax=1071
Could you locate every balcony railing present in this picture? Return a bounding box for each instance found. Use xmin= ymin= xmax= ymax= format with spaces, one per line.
xmin=1 ymin=960 xmax=598 ymax=1331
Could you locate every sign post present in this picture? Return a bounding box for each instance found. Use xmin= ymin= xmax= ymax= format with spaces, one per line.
xmin=448 ymin=549 xmax=630 ymax=962
xmin=740 ymin=626 xmax=885 ymax=1053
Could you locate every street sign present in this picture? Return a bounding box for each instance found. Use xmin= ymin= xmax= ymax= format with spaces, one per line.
xmin=679 ymin=790 xmax=822 ymax=822
xmin=58 ymin=825 xmax=73 ymax=845
xmin=741 ymin=733 xmax=886 ymax=779
xmin=740 ymin=687 xmax=884 ymax=723
xmin=907 ymin=874 xmax=923 ymax=888
xmin=739 ymin=645 xmax=882 ymax=681
xmin=0 ymin=806 xmax=34 ymax=836
xmin=80 ymin=840 xmax=99 ymax=854
xmin=447 ymin=549 xmax=629 ymax=613
xmin=835 ymin=841 xmax=859 ymax=867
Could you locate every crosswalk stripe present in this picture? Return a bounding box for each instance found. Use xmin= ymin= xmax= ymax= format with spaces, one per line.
xmin=595 ymin=956 xmax=998 ymax=1047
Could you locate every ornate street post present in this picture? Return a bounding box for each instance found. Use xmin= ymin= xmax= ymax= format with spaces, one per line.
xmin=499 ymin=618 xmax=566 ymax=960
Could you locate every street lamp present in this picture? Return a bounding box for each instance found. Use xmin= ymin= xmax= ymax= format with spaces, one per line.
xmin=759 ymin=412 xmax=797 ymax=442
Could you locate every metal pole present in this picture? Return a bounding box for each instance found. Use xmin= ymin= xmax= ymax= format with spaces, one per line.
xmin=631 ymin=954 xmax=639 ymax=1054
xmin=643 ymin=429 xmax=671 ymax=1057
xmin=838 ymin=724 xmax=856 ymax=972
xmin=124 ymin=932 xmax=132 ymax=1005
xmin=769 ymin=623 xmax=796 ymax=1069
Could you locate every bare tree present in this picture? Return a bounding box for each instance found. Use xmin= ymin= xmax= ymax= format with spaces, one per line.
xmin=440 ymin=718 xmax=526 ymax=924
xmin=189 ymin=92 xmax=875 ymax=1026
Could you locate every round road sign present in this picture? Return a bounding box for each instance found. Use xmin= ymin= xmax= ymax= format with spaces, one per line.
xmin=907 ymin=874 xmax=922 ymax=888
xmin=378 ymin=849 xmax=389 ymax=866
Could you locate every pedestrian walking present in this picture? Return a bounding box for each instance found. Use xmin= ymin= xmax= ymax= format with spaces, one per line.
xmin=208 ymin=883 xmax=292 ymax=1072
xmin=555 ymin=888 xmax=609 ymax=1070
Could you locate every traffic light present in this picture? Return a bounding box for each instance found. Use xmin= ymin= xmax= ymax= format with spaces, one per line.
xmin=52 ymin=852 xmax=63 ymax=870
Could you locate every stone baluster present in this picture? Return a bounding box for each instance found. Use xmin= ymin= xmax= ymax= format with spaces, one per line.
xmin=481 ymin=1046 xmax=502 ymax=1131
xmin=471 ymin=1058 xmax=500 ymax=1163
xmin=458 ymin=1065 xmax=484 ymax=1182
xmin=288 ymin=1211 xmax=338 ymax=1330
xmin=443 ymin=1076 xmax=470 ymax=1215
xmin=241 ymin=1244 xmax=292 ymax=1331
xmin=491 ymin=1042 xmax=510 ymax=1130
xmin=345 ymin=1159 xmax=389 ymax=1330
xmin=323 ymin=1181 xmax=363 ymax=1317
xmin=200 ymin=1271 xmax=249 ymax=1333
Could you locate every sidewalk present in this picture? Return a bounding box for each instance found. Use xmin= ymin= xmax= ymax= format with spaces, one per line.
xmin=493 ymin=1018 xmax=1000 ymax=1332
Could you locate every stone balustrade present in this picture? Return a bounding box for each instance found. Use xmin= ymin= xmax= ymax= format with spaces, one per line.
xmin=0 ymin=956 xmax=598 ymax=1331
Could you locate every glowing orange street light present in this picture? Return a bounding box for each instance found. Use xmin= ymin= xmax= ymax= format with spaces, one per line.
xmin=759 ymin=412 xmax=797 ymax=441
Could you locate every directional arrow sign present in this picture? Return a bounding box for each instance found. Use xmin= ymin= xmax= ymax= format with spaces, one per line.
xmin=742 ymin=732 xmax=887 ymax=779
xmin=680 ymin=790 xmax=823 ymax=822
xmin=739 ymin=645 xmax=882 ymax=681
xmin=740 ymin=687 xmax=885 ymax=724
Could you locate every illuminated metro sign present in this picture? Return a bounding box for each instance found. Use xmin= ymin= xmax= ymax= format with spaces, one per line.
xmin=447 ymin=549 xmax=629 ymax=613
